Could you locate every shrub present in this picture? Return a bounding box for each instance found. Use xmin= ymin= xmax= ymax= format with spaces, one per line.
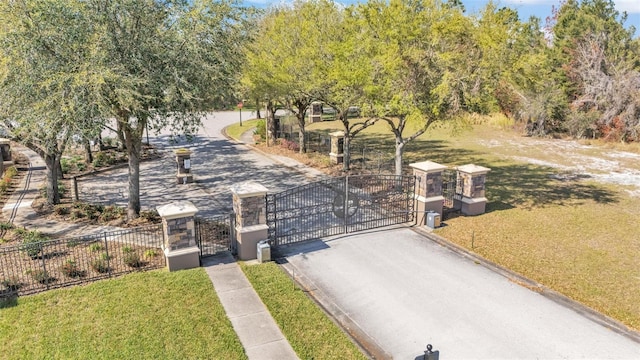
xmin=20 ymin=233 xmax=46 ymax=259
xmin=0 ymin=222 xmax=14 ymax=231
xmin=89 ymin=243 xmax=103 ymax=252
xmin=100 ymin=253 xmax=111 ymax=261
xmin=54 ymin=205 xmax=70 ymax=216
xmin=253 ymin=120 xmax=266 ymax=140
xmin=140 ymin=210 xmax=161 ymax=223
xmin=123 ymin=252 xmax=143 ymax=268
xmin=92 ymin=152 xmax=108 ymax=167
xmin=60 ymin=158 xmax=71 ymax=174
xmin=144 ymin=249 xmax=159 ymax=258
xmin=61 ymin=260 xmax=84 ymax=278
xmin=76 ymin=162 xmax=86 ymax=172
xmin=99 ymin=205 xmax=125 ymax=222
xmin=26 ymin=269 xmax=54 ymax=284
xmin=91 ymin=259 xmax=110 ymax=273
xmin=1 ymin=277 xmax=21 ymax=291
xmin=279 ymin=139 xmax=300 ymax=152
xmin=122 ymin=246 xmax=133 ymax=253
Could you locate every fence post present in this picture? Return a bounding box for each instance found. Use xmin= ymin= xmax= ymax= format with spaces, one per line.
xmin=40 ymin=243 xmax=48 ymax=290
xmin=73 ymin=176 xmax=79 ymax=201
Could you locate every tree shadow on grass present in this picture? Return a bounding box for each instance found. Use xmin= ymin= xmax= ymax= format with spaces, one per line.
xmin=404 ymin=138 xmax=619 ymax=211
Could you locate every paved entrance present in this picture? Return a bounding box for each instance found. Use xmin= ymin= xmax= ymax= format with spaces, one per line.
xmin=278 ymin=227 xmax=640 ymax=359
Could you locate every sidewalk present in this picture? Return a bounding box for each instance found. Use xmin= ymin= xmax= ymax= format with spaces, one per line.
xmin=1 ymin=145 xmax=303 ymax=360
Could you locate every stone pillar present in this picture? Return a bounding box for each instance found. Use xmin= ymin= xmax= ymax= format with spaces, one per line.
xmin=455 ymin=164 xmax=491 ymax=216
xmin=157 ymin=201 xmax=200 ymax=271
xmin=329 ymin=131 xmax=345 ymax=164
xmin=0 ymin=138 xmax=13 ymax=169
xmin=309 ymin=102 xmax=323 ymax=123
xmin=231 ymin=181 xmax=269 ymax=260
xmin=175 ymin=149 xmax=193 ymax=184
xmin=410 ymin=161 xmax=447 ymax=225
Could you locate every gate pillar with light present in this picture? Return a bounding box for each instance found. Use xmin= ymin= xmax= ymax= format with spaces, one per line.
xmin=329 ymin=131 xmax=345 ymax=164
xmin=454 ymin=164 xmax=491 ymax=216
xmin=175 ymin=149 xmax=193 ymax=184
xmin=231 ymin=181 xmax=269 ymax=260
xmin=157 ymin=201 xmax=200 ymax=271
xmin=410 ymin=161 xmax=447 ymax=225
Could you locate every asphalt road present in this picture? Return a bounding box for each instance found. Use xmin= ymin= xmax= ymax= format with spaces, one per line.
xmin=279 ymin=227 xmax=640 ymax=360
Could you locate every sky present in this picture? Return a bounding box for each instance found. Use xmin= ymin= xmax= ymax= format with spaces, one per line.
xmin=244 ymin=0 xmax=640 ymax=36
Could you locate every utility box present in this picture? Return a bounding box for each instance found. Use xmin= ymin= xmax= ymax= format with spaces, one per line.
xmin=426 ymin=212 xmax=441 ymax=229
xmin=257 ymin=240 xmax=271 ymax=263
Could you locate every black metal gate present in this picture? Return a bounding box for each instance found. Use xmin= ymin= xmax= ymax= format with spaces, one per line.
xmin=195 ymin=214 xmax=236 ymax=258
xmin=266 ymin=175 xmax=415 ymax=247
xmin=442 ymin=170 xmax=462 ymax=218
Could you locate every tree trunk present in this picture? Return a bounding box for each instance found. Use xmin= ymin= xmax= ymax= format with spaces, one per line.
xmin=124 ymin=126 xmax=142 ymax=220
xmin=394 ymin=140 xmax=405 ymax=176
xmin=255 ymin=97 xmax=261 ymax=119
xmin=56 ymin=158 xmax=64 ymax=180
xmin=266 ymin=101 xmax=276 ymax=147
xmin=297 ymin=112 xmax=307 ymax=154
xmin=84 ymin=140 xmax=93 ymax=165
xmin=44 ymin=153 xmax=60 ymax=205
xmin=116 ymin=121 xmax=127 ymax=151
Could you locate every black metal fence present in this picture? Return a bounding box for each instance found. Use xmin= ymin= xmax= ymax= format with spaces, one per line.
xmin=195 ymin=214 xmax=236 ymax=258
xmin=266 ymin=175 xmax=415 ymax=247
xmin=0 ymin=224 xmax=164 ymax=297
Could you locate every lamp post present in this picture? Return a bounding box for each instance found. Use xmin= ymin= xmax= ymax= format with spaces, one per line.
xmin=238 ymin=101 xmax=243 ymax=126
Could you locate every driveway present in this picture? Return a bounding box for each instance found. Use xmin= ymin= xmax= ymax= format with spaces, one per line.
xmin=278 ymin=227 xmax=640 ymax=359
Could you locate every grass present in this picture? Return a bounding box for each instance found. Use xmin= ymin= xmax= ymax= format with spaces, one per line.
xmin=225 ymin=119 xmax=260 ymax=141
xmin=231 ymin=115 xmax=640 ymax=331
xmin=241 ymin=262 xmax=367 ymax=360
xmin=0 ymin=269 xmax=246 ymax=360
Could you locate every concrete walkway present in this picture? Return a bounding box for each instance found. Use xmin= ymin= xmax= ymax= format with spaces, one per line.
xmin=203 ymin=254 xmax=299 ymax=360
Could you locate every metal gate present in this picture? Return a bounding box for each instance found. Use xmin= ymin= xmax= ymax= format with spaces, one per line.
xmin=266 ymin=175 xmax=415 ymax=247
xmin=195 ymin=214 xmax=236 ymax=258
xmin=442 ymin=169 xmax=462 ymax=218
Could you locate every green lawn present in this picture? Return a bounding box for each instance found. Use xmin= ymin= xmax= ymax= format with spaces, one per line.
xmin=229 ymin=117 xmax=640 ymax=331
xmin=0 ymin=269 xmax=246 ymax=360
xmin=241 ymin=262 xmax=368 ymax=360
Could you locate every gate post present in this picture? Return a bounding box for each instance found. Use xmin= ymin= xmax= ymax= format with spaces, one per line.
xmin=230 ymin=181 xmax=269 ymax=260
xmin=329 ymin=131 xmax=344 ymax=164
xmin=410 ymin=161 xmax=447 ymax=225
xmin=157 ymin=201 xmax=200 ymax=271
xmin=455 ymin=164 xmax=491 ymax=216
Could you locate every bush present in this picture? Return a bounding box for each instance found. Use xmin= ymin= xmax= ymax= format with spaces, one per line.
xmin=89 ymin=243 xmax=103 ymax=252
xmin=61 ymin=260 xmax=84 ymax=278
xmin=123 ymin=252 xmax=143 ymax=268
xmin=122 ymin=246 xmax=133 ymax=254
xmin=60 ymin=158 xmax=71 ymax=174
xmin=144 ymin=249 xmax=159 ymax=258
xmin=254 ymin=120 xmax=266 ymax=140
xmin=26 ymin=269 xmax=54 ymax=284
xmin=91 ymin=259 xmax=110 ymax=273
xmin=54 ymin=205 xmax=70 ymax=216
xmin=1 ymin=277 xmax=21 ymax=291
xmin=20 ymin=231 xmax=47 ymax=259
xmin=279 ymin=139 xmax=300 ymax=152
xmin=99 ymin=205 xmax=125 ymax=222
xmin=0 ymin=222 xmax=14 ymax=231
xmin=92 ymin=152 xmax=108 ymax=167
xmin=140 ymin=210 xmax=161 ymax=223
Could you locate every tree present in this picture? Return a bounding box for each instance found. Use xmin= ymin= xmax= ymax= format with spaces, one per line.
xmin=356 ymin=0 xmax=475 ymax=175
xmin=88 ymin=0 xmax=251 ymax=219
xmin=0 ymin=0 xmax=105 ymax=205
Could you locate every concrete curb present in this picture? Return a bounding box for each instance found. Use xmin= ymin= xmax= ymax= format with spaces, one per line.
xmin=411 ymin=225 xmax=640 ymax=345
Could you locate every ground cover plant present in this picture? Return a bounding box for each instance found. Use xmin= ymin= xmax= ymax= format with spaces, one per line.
xmin=0 ymin=268 xmax=246 ymax=359
xmin=241 ymin=262 xmax=367 ymax=360
xmin=233 ymin=116 xmax=640 ymax=331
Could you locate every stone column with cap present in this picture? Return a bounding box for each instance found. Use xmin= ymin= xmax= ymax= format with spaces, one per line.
xmin=454 ymin=164 xmax=491 ymax=216
xmin=157 ymin=201 xmax=200 ymax=271
xmin=0 ymin=138 xmax=12 ymax=170
xmin=231 ymin=181 xmax=269 ymax=260
xmin=410 ymin=161 xmax=447 ymax=224
xmin=175 ymin=149 xmax=193 ymax=184
xmin=329 ymin=131 xmax=344 ymax=164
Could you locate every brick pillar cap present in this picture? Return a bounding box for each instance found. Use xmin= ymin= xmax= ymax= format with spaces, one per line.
xmin=0 ymin=138 xmax=10 ymax=145
xmin=157 ymin=201 xmax=199 ymax=220
xmin=456 ymin=164 xmax=491 ymax=175
xmin=230 ymin=181 xmax=268 ymax=198
xmin=409 ymin=161 xmax=448 ymax=173
xmin=329 ymin=131 xmax=345 ymax=137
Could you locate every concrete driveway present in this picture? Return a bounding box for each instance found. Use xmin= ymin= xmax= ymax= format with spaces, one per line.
xmin=277 ymin=226 xmax=640 ymax=360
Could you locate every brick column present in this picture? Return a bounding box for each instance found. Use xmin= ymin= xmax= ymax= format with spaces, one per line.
xmin=455 ymin=164 xmax=491 ymax=216
xmin=230 ymin=181 xmax=269 ymax=260
xmin=329 ymin=131 xmax=344 ymax=164
xmin=410 ymin=161 xmax=447 ymax=225
xmin=157 ymin=201 xmax=200 ymax=271
xmin=0 ymin=138 xmax=13 ymax=169
xmin=175 ymin=149 xmax=193 ymax=184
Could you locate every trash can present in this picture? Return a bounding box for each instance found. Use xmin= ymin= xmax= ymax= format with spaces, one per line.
xmin=426 ymin=212 xmax=441 ymax=229
xmin=257 ymin=240 xmax=271 ymax=263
